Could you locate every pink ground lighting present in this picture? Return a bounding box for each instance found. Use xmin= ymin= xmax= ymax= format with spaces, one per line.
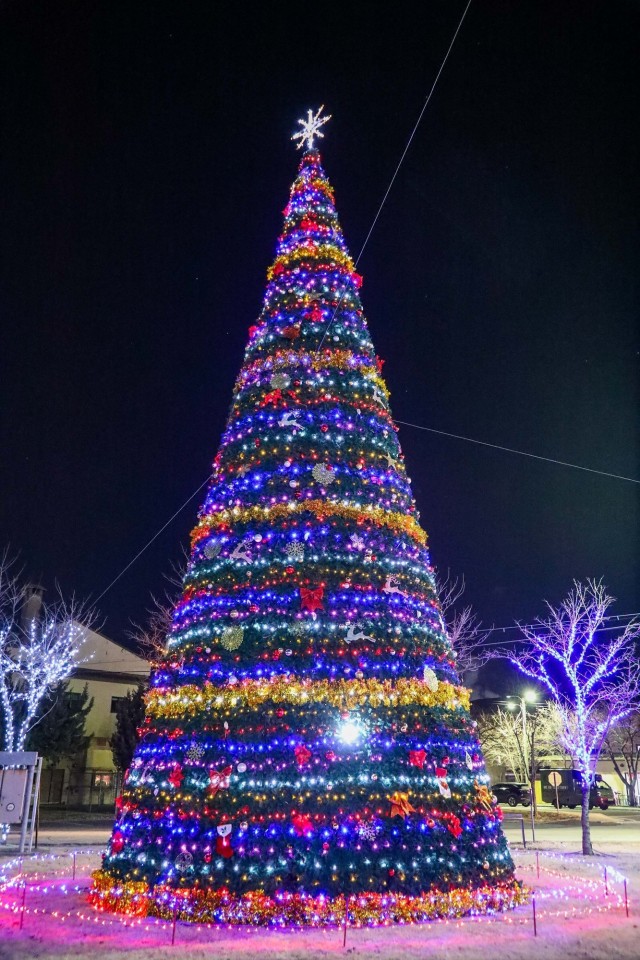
xmin=0 ymin=848 xmax=635 ymax=960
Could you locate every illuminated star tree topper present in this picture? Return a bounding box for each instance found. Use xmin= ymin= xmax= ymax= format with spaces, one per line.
xmin=292 ymin=105 xmax=332 ymax=151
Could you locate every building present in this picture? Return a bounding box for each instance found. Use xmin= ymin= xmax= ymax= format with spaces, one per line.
xmin=39 ymin=627 xmax=150 ymax=808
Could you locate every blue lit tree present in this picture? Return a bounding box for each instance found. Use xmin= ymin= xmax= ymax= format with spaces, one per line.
xmin=508 ymin=578 xmax=640 ymax=854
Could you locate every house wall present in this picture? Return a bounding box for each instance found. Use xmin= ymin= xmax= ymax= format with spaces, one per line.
xmin=39 ymin=628 xmax=150 ymax=808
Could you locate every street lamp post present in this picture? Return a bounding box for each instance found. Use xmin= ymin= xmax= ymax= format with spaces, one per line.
xmin=506 ymin=690 xmax=538 ymax=842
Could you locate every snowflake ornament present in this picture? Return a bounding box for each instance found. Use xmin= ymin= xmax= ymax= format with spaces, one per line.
xmin=357 ymin=819 xmax=379 ymax=841
xmin=186 ymin=741 xmax=205 ymax=763
xmin=292 ymin=105 xmax=332 ymax=151
xmin=286 ymin=541 xmax=305 ymax=562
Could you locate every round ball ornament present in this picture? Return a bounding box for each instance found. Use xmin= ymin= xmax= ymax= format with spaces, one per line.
xmin=110 ymin=831 xmax=125 ymax=854
xmin=204 ymin=539 xmax=222 ymax=559
xmin=270 ymin=372 xmax=291 ymax=390
xmin=221 ymin=626 xmax=244 ymax=650
xmin=175 ymin=851 xmax=194 ymax=873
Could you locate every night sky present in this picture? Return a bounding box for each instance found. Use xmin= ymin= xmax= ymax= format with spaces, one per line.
xmin=1 ymin=1 xmax=638 ymax=652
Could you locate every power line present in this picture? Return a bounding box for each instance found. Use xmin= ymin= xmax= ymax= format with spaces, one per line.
xmin=478 ymin=620 xmax=640 ymax=648
xmin=93 ymin=475 xmax=212 ymax=606
xmin=479 ymin=611 xmax=640 ymax=635
xmin=317 ymin=0 xmax=473 ymax=353
xmin=353 ymin=0 xmax=473 ymax=268
xmin=394 ymin=419 xmax=639 ymax=484
xmin=468 ymin=612 xmax=640 ymax=647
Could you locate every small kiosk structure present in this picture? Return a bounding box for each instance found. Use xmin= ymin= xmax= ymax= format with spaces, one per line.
xmin=0 ymin=751 xmax=42 ymax=852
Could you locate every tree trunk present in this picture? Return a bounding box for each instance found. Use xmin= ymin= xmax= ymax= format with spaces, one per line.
xmin=581 ymin=782 xmax=593 ymax=855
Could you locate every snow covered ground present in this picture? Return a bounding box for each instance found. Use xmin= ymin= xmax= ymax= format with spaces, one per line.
xmin=0 ymin=839 xmax=638 ymax=960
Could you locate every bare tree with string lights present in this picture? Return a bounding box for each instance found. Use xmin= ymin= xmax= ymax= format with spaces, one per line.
xmin=0 ymin=550 xmax=93 ymax=753
xmin=498 ymin=578 xmax=640 ymax=854
xmin=435 ymin=571 xmax=494 ymax=679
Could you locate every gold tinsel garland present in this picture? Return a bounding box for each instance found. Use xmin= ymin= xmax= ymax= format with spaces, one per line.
xmin=146 ymin=675 xmax=470 ymax=721
xmin=234 ymin=348 xmax=389 ymax=398
xmin=267 ymin=243 xmax=355 ymax=281
xmin=191 ymin=499 xmax=426 ymax=550
xmin=89 ymin=870 xmax=529 ymax=925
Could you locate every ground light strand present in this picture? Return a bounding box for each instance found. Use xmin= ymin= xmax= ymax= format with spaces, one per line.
xmin=0 ymin=848 xmax=631 ymax=942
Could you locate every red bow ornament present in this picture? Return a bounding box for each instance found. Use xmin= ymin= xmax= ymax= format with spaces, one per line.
xmin=408 ymin=749 xmax=427 ymax=769
xmin=111 ymin=831 xmax=125 ymax=854
xmin=444 ymin=813 xmax=463 ymax=838
xmin=300 ymin=585 xmax=324 ymax=612
xmin=208 ymin=764 xmax=232 ymax=796
xmin=282 ymin=324 xmax=301 ymax=340
xmin=168 ymin=763 xmax=184 ymax=790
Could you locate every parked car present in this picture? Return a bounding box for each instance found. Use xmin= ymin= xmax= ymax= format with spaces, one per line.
xmin=490 ymin=782 xmax=532 ymax=807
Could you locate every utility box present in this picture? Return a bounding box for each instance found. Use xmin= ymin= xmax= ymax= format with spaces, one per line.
xmin=0 ymin=767 xmax=29 ymax=823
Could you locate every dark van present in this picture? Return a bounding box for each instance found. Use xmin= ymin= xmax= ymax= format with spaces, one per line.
xmin=539 ymin=768 xmax=615 ymax=810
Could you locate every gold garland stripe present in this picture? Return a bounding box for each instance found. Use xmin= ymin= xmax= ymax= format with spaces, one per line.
xmin=147 ymin=676 xmax=470 ymax=720
xmin=235 ymin=349 xmax=388 ymax=397
xmin=191 ymin=499 xmax=426 ymax=549
xmin=267 ymin=243 xmax=355 ymax=281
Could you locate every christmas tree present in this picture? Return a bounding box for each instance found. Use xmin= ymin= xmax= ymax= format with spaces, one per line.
xmin=91 ymin=108 xmax=525 ymax=926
